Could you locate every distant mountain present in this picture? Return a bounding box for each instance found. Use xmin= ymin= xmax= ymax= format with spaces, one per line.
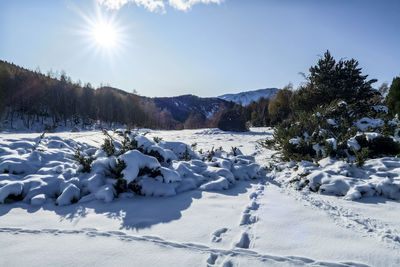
xmin=218 ymin=88 xmax=278 ymax=106
xmin=94 ymin=88 xmax=230 ymax=124
xmin=152 ymin=95 xmax=228 ymax=123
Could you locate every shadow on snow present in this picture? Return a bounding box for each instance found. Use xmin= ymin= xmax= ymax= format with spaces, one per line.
xmin=0 ymin=180 xmax=257 ymax=231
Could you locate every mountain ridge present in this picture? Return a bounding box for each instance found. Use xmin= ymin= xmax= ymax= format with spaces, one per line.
xmin=218 ymin=88 xmax=278 ymax=106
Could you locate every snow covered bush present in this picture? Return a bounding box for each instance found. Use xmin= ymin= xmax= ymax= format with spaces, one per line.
xmin=273 ymin=100 xmax=400 ymax=163
xmin=74 ymin=150 xmax=94 ymax=173
xmin=354 ymin=134 xmax=400 ymax=158
xmin=88 ymin=134 xmax=264 ymax=198
xmin=270 ymin=157 xmax=400 ymax=201
xmin=101 ymin=138 xmax=115 ymax=157
xmin=0 ymin=131 xmax=265 ymax=206
xmin=268 ymin=98 xmax=400 ymax=201
xmin=354 ymin=147 xmax=369 ymax=167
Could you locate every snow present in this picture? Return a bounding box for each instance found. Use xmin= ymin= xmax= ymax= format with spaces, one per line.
xmin=362 ymin=132 xmax=382 ymax=141
xmin=56 ymin=184 xmax=80 ymax=206
xmin=289 ymin=136 xmax=301 ymax=145
xmin=30 ymin=194 xmax=46 ymax=205
xmin=0 ymin=182 xmax=23 ymax=203
xmin=271 ymin=156 xmax=400 ymax=202
xmin=326 ymin=118 xmax=337 ymax=127
xmin=347 ymin=137 xmax=360 ymax=151
xmin=0 ymin=129 xmax=265 ymax=203
xmin=372 ymin=105 xmax=389 ymax=113
xmin=355 ymin=117 xmax=384 ymax=131
xmin=200 ymin=177 xmax=230 ymax=191
xmin=1 ymin=127 xmax=400 ymax=266
xmin=94 ymin=185 xmax=115 ymax=202
xmin=119 ymin=150 xmax=161 ymax=184
xmin=326 ymin=137 xmax=337 ymax=150
xmin=218 ymin=88 xmax=278 ymax=106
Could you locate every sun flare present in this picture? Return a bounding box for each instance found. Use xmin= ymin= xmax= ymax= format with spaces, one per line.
xmin=75 ymin=5 xmax=127 ymax=59
xmin=91 ymin=21 xmax=117 ymax=48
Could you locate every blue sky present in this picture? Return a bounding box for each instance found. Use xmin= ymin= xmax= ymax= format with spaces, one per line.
xmin=1 ymin=0 xmax=399 ymax=97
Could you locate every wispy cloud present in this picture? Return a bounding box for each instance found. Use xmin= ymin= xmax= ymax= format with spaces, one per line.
xmin=97 ymin=0 xmax=222 ymax=13
xmin=169 ymin=0 xmax=222 ymax=11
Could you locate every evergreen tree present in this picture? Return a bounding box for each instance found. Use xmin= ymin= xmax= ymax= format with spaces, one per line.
xmin=268 ymin=87 xmax=292 ymax=124
xmin=217 ymin=105 xmax=248 ymax=132
xmin=291 ymin=50 xmax=378 ymax=112
xmin=386 ymin=77 xmax=400 ymax=115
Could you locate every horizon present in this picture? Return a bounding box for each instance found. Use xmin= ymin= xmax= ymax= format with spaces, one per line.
xmin=1 ymin=0 xmax=400 ymax=97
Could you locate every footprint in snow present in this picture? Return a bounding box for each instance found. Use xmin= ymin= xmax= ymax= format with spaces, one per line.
xmin=239 ymin=213 xmax=258 ymax=226
xmin=206 ymin=253 xmax=218 ymax=265
xmin=249 ymin=192 xmax=259 ymax=200
xmin=211 ymin=227 xmax=228 ymax=243
xmin=221 ymin=258 xmax=234 ymax=267
xmin=234 ymin=232 xmax=251 ymax=249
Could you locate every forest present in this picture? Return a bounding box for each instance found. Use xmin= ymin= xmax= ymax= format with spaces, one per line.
xmin=1 ymin=51 xmax=399 ymax=136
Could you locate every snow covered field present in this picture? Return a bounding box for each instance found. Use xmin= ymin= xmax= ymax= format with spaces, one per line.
xmin=1 ymin=128 xmax=400 ymax=266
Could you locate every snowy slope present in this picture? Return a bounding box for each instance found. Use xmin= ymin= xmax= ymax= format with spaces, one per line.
xmin=152 ymin=94 xmax=228 ymax=122
xmin=218 ymin=88 xmax=278 ymax=106
xmin=1 ymin=128 xmax=400 ymax=266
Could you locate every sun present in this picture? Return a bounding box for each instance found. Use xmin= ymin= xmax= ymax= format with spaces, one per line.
xmin=71 ymin=5 xmax=128 ymax=63
xmin=91 ymin=21 xmax=117 ymax=48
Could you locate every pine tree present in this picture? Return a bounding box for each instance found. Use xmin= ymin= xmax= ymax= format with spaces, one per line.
xmin=386 ymin=77 xmax=400 ymax=115
xmin=292 ymin=50 xmax=377 ymax=112
xmin=268 ymin=87 xmax=292 ymax=124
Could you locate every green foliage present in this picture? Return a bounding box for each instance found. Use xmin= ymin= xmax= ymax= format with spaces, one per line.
xmin=32 ymin=130 xmax=47 ymax=151
xmin=291 ymin=50 xmax=378 ymax=112
xmin=191 ymin=143 xmax=198 ymax=151
xmin=101 ymin=138 xmax=115 ymax=157
xmin=259 ymin=139 xmax=276 ymax=150
xmin=0 ymin=66 xmax=10 ymax=119
xmin=244 ymin=97 xmax=271 ymax=126
xmin=147 ymin=149 xmax=165 ymax=163
xmin=268 ymin=86 xmax=292 ymax=124
xmin=269 ymin=51 xmax=400 ymax=162
xmin=217 ymin=105 xmax=248 ymax=132
xmin=74 ymin=150 xmax=94 ymax=173
xmin=109 ymin=160 xmax=128 ymax=194
xmin=120 ymin=135 xmax=132 ymax=155
xmin=274 ymin=98 xmax=400 ymax=162
xmin=153 ymin=136 xmax=163 ymax=143
xmin=324 ymin=141 xmax=334 ymax=158
xmin=180 ymin=146 xmax=192 ymax=161
xmin=354 ymin=147 xmax=369 ymax=167
xmin=231 ymin=146 xmax=239 ymax=156
xmin=386 ymin=77 xmax=400 ymax=115
xmin=355 ymin=135 xmax=400 ymax=157
xmin=381 ymin=121 xmax=396 ymax=137
xmin=281 ymin=138 xmax=315 ymax=162
xmin=206 ymin=147 xmax=215 ymax=161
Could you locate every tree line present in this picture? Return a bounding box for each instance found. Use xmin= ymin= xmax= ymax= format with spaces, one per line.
xmin=1 ymin=55 xmax=398 ymax=132
xmin=0 ymin=60 xmax=189 ymax=130
xmin=222 ymin=50 xmax=400 ymax=132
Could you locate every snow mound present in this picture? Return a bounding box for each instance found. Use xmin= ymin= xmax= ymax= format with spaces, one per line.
xmin=119 ymin=150 xmax=160 ymax=184
xmin=270 ymin=157 xmax=400 ymax=201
